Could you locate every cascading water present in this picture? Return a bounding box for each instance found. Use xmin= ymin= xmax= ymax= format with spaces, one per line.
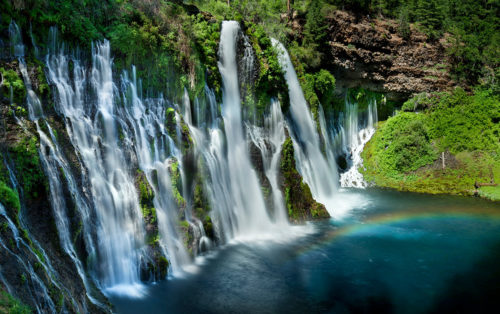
xmin=0 ymin=201 xmax=57 ymax=314
xmin=8 ymin=21 xmax=24 ymax=57
xmin=46 ymin=39 xmax=146 ymax=296
xmin=339 ymin=97 xmax=378 ymax=188
xmin=215 ymin=21 xmax=275 ymax=236
xmin=272 ymin=39 xmax=341 ymax=217
xmin=247 ymin=100 xmax=288 ymax=225
xmin=120 ymin=68 xmax=190 ymax=275
xmin=182 ymin=22 xmax=293 ymax=242
xmin=1 ymin=17 xmax=383 ymax=311
xmin=5 ymin=23 xmax=98 ymax=312
xmin=18 ymin=57 xmax=101 ymax=308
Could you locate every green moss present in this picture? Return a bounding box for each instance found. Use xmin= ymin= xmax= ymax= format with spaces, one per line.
xmin=0 ymin=290 xmax=31 ymax=314
xmin=244 ymin=22 xmax=289 ymax=119
xmin=169 ymin=160 xmax=186 ymax=208
xmin=35 ymin=65 xmax=50 ymax=98
xmin=165 ymin=107 xmax=177 ymax=138
xmin=177 ymin=220 xmax=188 ymax=231
xmin=281 ymin=137 xmax=329 ymax=222
xmin=0 ymin=180 xmax=21 ymax=220
xmin=157 ymin=256 xmax=169 ymax=278
xmin=135 ymin=170 xmax=160 ymax=247
xmin=137 ymin=170 xmax=154 ymax=207
xmin=9 ymin=135 xmax=47 ymax=200
xmin=48 ymin=284 xmax=64 ymax=313
xmin=203 ymin=215 xmax=214 ymax=239
xmin=146 ymin=233 xmax=159 ymax=246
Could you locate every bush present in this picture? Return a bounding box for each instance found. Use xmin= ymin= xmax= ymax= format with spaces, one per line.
xmin=0 ymin=67 xmax=25 ymax=104
xmin=374 ymin=113 xmax=437 ymax=174
xmin=427 ymin=88 xmax=500 ymax=154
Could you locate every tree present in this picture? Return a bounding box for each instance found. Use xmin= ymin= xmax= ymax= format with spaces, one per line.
xmin=398 ymin=5 xmax=411 ymax=39
xmin=416 ymin=0 xmax=444 ymax=40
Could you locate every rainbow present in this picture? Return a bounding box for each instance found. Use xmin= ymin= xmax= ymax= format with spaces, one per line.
xmin=296 ymin=206 xmax=500 ymax=256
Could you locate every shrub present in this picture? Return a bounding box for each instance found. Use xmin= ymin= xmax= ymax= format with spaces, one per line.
xmin=374 ymin=113 xmax=437 ymax=174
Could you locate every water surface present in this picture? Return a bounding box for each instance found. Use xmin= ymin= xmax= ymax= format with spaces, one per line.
xmin=111 ymin=190 xmax=500 ymax=313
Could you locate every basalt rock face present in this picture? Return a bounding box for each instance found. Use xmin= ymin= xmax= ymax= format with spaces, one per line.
xmin=327 ymin=11 xmax=454 ymax=100
xmin=291 ymin=10 xmax=455 ymax=101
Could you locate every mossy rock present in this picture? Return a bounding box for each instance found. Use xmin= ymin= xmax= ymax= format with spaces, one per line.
xmin=0 ymin=180 xmax=21 ymax=224
xmin=136 ymin=170 xmax=155 ymax=208
xmin=280 ymin=136 xmax=329 ymax=223
xmin=168 ymin=159 xmax=186 ymax=209
xmin=9 ymin=133 xmax=48 ymax=200
xmin=165 ymin=107 xmax=176 ymax=138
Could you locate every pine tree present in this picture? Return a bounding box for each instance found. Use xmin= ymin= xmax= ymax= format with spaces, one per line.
xmin=304 ymin=0 xmax=327 ymax=45
xmin=416 ymin=0 xmax=444 ymax=40
xmin=398 ymin=5 xmax=411 ymax=39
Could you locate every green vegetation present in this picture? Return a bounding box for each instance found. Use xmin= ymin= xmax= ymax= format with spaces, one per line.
xmin=362 ymin=88 xmax=500 ymax=200
xmin=281 ymin=137 xmax=330 ymax=221
xmin=244 ymin=22 xmax=289 ymax=118
xmin=169 ymin=160 xmax=186 ymax=208
xmin=327 ymin=0 xmax=499 ymax=86
xmin=0 ymin=66 xmax=26 ymax=108
xmin=299 ymin=69 xmax=336 ymax=120
xmin=367 ymin=113 xmax=437 ymax=175
xmin=8 ymin=135 xmax=47 ymax=200
xmin=0 ymin=290 xmax=31 ymax=314
xmin=0 ymin=180 xmax=20 ymax=221
xmin=135 ymin=170 xmax=159 ymax=245
xmin=193 ymin=176 xmax=214 ymax=240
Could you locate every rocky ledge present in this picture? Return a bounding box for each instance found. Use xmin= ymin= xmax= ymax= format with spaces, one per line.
xmin=288 ymin=10 xmax=455 ymax=101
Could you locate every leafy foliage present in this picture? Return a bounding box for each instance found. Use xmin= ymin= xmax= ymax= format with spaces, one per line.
xmin=0 ymin=66 xmax=25 ymax=104
xmin=426 ymin=88 xmax=500 ymax=154
xmin=371 ymin=113 xmax=437 ymax=174
xmin=362 ymin=88 xmax=500 ymax=197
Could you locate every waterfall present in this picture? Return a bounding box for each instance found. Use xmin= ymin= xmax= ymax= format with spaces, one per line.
xmin=247 ymin=100 xmax=288 ymax=225
xmin=46 ymin=40 xmax=146 ymax=296
xmin=2 ymin=18 xmax=382 ymax=309
xmin=0 ymin=203 xmax=57 ymax=313
xmin=272 ymin=39 xmax=340 ymax=216
xmin=215 ymin=21 xmax=275 ymax=236
xmin=181 ymin=22 xmax=293 ymax=242
xmin=8 ymin=20 xmax=24 ymax=57
xmin=9 ymin=23 xmax=98 ymax=311
xmin=120 ymin=68 xmax=190 ymax=275
xmin=339 ymin=97 xmax=378 ymax=188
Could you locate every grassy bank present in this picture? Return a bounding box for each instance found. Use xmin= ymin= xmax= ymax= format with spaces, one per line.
xmin=361 ymin=88 xmax=500 ymax=201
